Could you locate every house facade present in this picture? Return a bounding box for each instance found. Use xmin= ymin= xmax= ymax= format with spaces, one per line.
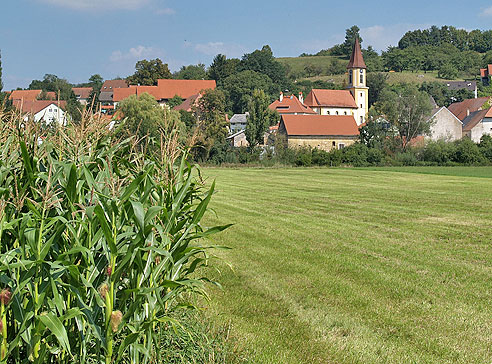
xmin=462 ymin=108 xmax=492 ymax=142
xmin=427 ymin=107 xmax=462 ymax=141
xmin=72 ymin=87 xmax=93 ymax=105
xmin=12 ymin=100 xmax=67 ymax=125
xmin=229 ymin=113 xmax=249 ymax=133
xmin=278 ymin=114 xmax=359 ymax=151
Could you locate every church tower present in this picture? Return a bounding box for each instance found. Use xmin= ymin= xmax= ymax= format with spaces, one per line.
xmin=347 ymin=38 xmax=368 ymax=125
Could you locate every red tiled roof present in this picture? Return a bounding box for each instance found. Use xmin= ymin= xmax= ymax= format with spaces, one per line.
xmin=269 ymin=94 xmax=316 ymax=115
xmin=100 ymin=80 xmax=128 ymax=92
xmin=9 ymin=90 xmax=41 ymax=101
xmin=304 ymin=89 xmax=357 ymax=108
xmin=157 ymin=79 xmax=216 ymax=99
xmin=113 ymin=79 xmax=216 ymax=102
xmin=448 ymin=97 xmax=489 ymax=121
xmin=481 ymin=68 xmax=487 ymax=78
xmin=174 ymin=94 xmax=201 ymax=112
xmin=72 ymin=87 xmax=92 ymax=99
xmin=347 ymin=38 xmax=366 ymax=69
xmin=12 ymin=100 xmax=67 ymax=114
xmin=280 ymin=114 xmax=359 ymax=136
xmin=488 ymin=65 xmax=492 ymax=75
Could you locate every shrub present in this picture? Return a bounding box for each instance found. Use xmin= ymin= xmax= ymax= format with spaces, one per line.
xmin=395 ymin=151 xmax=418 ymax=166
xmin=367 ymin=148 xmax=384 ymax=165
xmin=312 ymin=148 xmax=331 ymax=166
xmin=479 ymin=134 xmax=492 ymax=163
xmin=342 ymin=143 xmax=369 ymax=167
xmin=454 ymin=138 xmax=486 ymax=165
xmin=0 ymin=108 xmax=228 ymax=363
xmin=295 ymin=147 xmax=312 ymax=166
xmin=421 ymin=140 xmax=457 ymax=164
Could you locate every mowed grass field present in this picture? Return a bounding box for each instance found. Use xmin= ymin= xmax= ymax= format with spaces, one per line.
xmin=202 ymin=167 xmax=492 ymax=364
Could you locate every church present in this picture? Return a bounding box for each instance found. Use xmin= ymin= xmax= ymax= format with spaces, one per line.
xmin=277 ymin=39 xmax=368 ymax=152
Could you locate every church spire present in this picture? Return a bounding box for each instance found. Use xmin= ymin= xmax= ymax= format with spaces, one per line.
xmin=347 ymin=37 xmax=366 ymax=69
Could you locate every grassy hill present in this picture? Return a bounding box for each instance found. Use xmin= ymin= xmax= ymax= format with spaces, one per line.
xmin=204 ymin=167 xmax=492 ymax=364
xmin=277 ymin=56 xmax=468 ymax=86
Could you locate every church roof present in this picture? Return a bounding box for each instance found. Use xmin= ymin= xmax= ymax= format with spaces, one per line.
xmin=269 ymin=94 xmax=316 ymax=115
xmin=347 ymin=38 xmax=366 ymax=69
xmin=304 ymin=89 xmax=357 ymax=109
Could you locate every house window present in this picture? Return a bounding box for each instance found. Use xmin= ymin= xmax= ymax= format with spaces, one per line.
xmin=338 ymin=143 xmax=345 ymax=150
xmin=332 ymin=141 xmax=336 ymax=147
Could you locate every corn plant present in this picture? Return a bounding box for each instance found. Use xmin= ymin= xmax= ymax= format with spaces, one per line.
xmin=0 ymin=107 xmax=229 ymax=363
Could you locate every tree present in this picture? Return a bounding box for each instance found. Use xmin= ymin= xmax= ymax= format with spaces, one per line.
xmin=438 ymin=63 xmax=458 ymax=79
xmin=342 ymin=25 xmax=363 ymax=57
xmin=127 ymin=59 xmax=172 ymax=86
xmin=174 ymin=64 xmax=208 ymax=80
xmin=167 ymin=95 xmax=184 ymax=109
xmin=118 ymin=93 xmax=185 ymax=147
xmin=367 ymin=72 xmax=388 ymax=107
xmin=375 ymin=84 xmax=433 ymax=150
xmin=222 ymin=70 xmax=277 ymax=113
xmin=87 ymin=74 xmax=104 ymax=109
xmin=191 ymin=88 xmax=229 ymax=161
xmin=238 ymin=45 xmax=290 ymax=89
xmin=245 ymin=89 xmax=278 ymax=148
xmin=208 ymin=54 xmax=239 ymax=86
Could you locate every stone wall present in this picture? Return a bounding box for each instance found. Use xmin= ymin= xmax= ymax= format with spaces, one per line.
xmin=287 ymin=136 xmax=357 ymax=151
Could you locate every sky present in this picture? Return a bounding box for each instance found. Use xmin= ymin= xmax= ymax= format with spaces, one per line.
xmin=1 ymin=0 xmax=492 ymax=90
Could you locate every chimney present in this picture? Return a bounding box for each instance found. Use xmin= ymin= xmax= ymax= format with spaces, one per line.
xmin=279 ymin=92 xmax=283 ymax=102
xmin=298 ymin=92 xmax=303 ymax=104
xmin=467 ymin=109 xmax=470 ymax=117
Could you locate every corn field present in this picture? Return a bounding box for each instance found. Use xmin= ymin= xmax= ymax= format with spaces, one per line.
xmin=0 ymin=107 xmax=229 ymax=363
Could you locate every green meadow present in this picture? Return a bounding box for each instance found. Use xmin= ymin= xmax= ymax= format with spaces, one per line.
xmin=203 ymin=167 xmax=492 ymax=364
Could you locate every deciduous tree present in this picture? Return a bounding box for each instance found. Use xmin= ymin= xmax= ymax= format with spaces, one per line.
xmin=245 ymin=89 xmax=278 ymax=148
xmin=127 ymin=58 xmax=172 ymax=86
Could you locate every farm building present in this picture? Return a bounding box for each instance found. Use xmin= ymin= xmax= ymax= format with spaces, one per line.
xmin=427 ymin=106 xmax=462 ymax=141
xmin=278 ymin=114 xmax=359 ymax=151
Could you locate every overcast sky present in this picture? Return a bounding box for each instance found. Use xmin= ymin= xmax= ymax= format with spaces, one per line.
xmin=2 ymin=0 xmax=492 ymax=90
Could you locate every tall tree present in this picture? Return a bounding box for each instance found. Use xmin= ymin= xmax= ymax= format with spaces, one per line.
xmin=127 ymin=59 xmax=172 ymax=86
xmin=174 ymin=64 xmax=208 ymax=80
xmin=245 ymin=89 xmax=278 ymax=148
xmin=342 ymin=25 xmax=363 ymax=57
xmin=239 ymin=45 xmax=290 ymax=90
xmin=208 ymin=54 xmax=239 ymax=86
xmin=87 ymin=74 xmax=104 ymax=109
xmin=367 ymin=72 xmax=388 ymax=107
xmin=375 ymin=84 xmax=433 ymax=150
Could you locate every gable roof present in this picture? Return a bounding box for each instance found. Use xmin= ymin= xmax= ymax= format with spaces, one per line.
xmin=462 ymin=109 xmax=489 ymax=132
xmin=269 ymin=94 xmax=316 ymax=115
xmin=100 ymin=80 xmax=128 ymax=92
xmin=280 ymin=114 xmax=359 ymax=136
xmin=72 ymin=87 xmax=92 ymax=99
xmin=113 ymin=79 xmax=217 ymax=102
xmin=230 ymin=113 xmax=249 ymax=124
xmin=448 ymin=97 xmax=489 ymax=121
xmin=347 ymin=38 xmax=366 ymax=69
xmin=157 ymin=79 xmax=216 ymax=99
xmin=13 ymin=100 xmax=67 ymax=114
xmin=9 ymin=89 xmax=56 ymax=101
xmin=174 ymin=94 xmax=201 ymax=112
xmin=304 ymin=89 xmax=357 ymax=109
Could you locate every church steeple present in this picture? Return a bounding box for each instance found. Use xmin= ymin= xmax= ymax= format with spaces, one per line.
xmin=346 ymin=37 xmax=368 ymax=126
xmin=347 ymin=38 xmax=366 ymax=70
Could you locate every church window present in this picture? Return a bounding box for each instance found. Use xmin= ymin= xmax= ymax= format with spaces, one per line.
xmin=360 ymin=104 xmax=363 ymax=108
xmin=336 ymin=111 xmax=339 ymax=115
xmin=360 ymin=116 xmax=364 ymax=123
xmin=360 ymin=69 xmax=364 ymax=84
xmin=360 ymin=92 xmax=363 ymax=97
xmin=344 ymin=111 xmax=347 ymax=115
xmin=349 ymin=71 xmax=352 ymax=84
xmin=327 ymin=111 xmax=330 ymax=115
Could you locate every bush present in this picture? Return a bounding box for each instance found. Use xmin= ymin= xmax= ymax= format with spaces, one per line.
xmin=421 ymin=140 xmax=457 ymax=164
xmin=295 ymin=147 xmax=313 ymax=166
xmin=479 ymin=134 xmax=492 ymax=163
xmin=395 ymin=151 xmax=418 ymax=166
xmin=312 ymin=148 xmax=331 ymax=166
xmin=454 ymin=138 xmax=486 ymax=165
xmin=342 ymin=143 xmax=369 ymax=167
xmin=367 ymin=148 xmax=384 ymax=165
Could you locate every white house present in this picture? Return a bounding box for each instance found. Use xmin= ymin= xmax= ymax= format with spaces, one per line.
xmin=427 ymin=107 xmax=462 ymax=141
xmin=462 ymin=108 xmax=492 ymax=142
xmin=13 ymin=100 xmax=67 ymax=125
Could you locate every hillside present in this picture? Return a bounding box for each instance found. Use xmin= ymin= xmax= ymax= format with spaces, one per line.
xmin=277 ymin=56 xmax=470 ymax=85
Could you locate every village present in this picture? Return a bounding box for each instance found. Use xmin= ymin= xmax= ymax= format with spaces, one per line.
xmin=7 ymin=38 xmax=492 ymax=158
